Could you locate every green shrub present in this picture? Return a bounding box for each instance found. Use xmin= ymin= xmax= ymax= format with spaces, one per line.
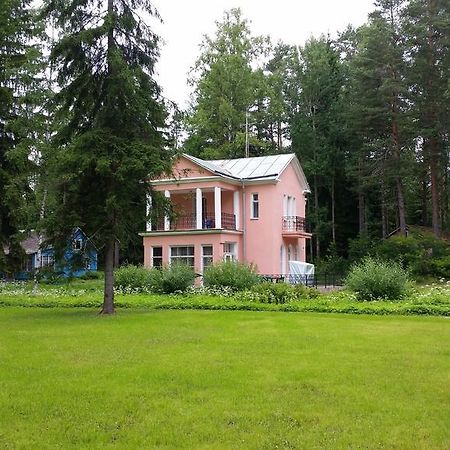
xmin=345 ymin=257 xmax=410 ymax=301
xmin=429 ymin=256 xmax=450 ymax=279
xmin=159 ymin=263 xmax=195 ymax=294
xmin=114 ymin=265 xmax=154 ymax=292
xmin=203 ymin=261 xmax=259 ymax=291
xmin=252 ymin=282 xmax=295 ymax=303
xmin=375 ymin=233 xmax=450 ymax=277
xmin=80 ymin=271 xmax=103 ymax=280
xmin=235 ymin=282 xmax=321 ymax=304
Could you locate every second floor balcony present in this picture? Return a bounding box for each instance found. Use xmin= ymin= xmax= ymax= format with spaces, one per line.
xmin=282 ymin=216 xmax=309 ymax=236
xmin=151 ymin=212 xmax=237 ymax=232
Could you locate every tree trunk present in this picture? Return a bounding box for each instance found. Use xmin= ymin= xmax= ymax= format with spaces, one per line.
xmin=314 ymin=174 xmax=320 ymax=260
xmin=358 ymin=160 xmax=367 ymax=234
xmin=421 ymin=178 xmax=428 ymax=225
xmin=381 ymin=183 xmax=387 ymax=238
xmin=429 ymin=137 xmax=441 ymax=237
xmin=391 ymin=121 xmax=407 ymax=237
xmin=101 ymin=238 xmax=115 ymax=314
xmin=277 ymin=121 xmax=282 ymax=152
xmin=114 ymin=240 xmax=120 ymax=268
xmin=331 ymin=174 xmax=336 ymax=243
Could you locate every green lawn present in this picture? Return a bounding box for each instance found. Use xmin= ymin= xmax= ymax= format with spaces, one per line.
xmin=0 ymin=308 xmax=449 ymax=449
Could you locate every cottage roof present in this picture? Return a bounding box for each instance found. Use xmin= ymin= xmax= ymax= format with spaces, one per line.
xmin=182 ymin=153 xmax=310 ymax=192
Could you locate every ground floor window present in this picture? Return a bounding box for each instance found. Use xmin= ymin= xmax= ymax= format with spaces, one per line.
xmin=152 ymin=246 xmax=163 ymax=268
xmin=202 ymin=245 xmax=213 ymax=271
xmin=223 ymin=242 xmax=237 ymax=262
xmin=170 ymin=246 xmax=194 ymax=267
xmin=41 ymin=254 xmax=54 ymax=268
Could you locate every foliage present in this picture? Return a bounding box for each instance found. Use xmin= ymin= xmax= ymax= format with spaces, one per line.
xmin=345 ymin=257 xmax=410 ymax=301
xmin=114 ymin=265 xmax=155 ymax=292
xmin=0 ymin=0 xmax=44 ymax=274
xmin=158 ymin=263 xmax=195 ymax=294
xmin=79 ymin=271 xmax=103 ymax=280
xmin=203 ymin=261 xmax=259 ymax=291
xmin=185 ymin=8 xmax=269 ymax=159
xmin=41 ymin=0 xmax=168 ymax=312
xmin=243 ymin=282 xmax=321 ymax=304
xmin=1 ymin=279 xmax=450 ymax=316
xmin=375 ymin=232 xmax=450 ymax=276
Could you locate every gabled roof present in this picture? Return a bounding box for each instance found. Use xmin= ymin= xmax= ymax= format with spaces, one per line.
xmin=182 ymin=153 xmax=310 ymax=192
xmin=210 ymin=154 xmax=295 ymax=179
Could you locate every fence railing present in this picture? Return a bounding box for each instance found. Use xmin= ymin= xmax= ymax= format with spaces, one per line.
xmin=260 ymin=273 xmax=344 ymax=288
xmin=282 ymin=216 xmax=309 ymax=233
xmin=152 ymin=212 xmax=236 ymax=231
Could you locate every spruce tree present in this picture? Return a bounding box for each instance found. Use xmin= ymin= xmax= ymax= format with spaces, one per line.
xmin=42 ymin=0 xmax=167 ymax=313
xmin=0 ymin=0 xmax=43 ymax=273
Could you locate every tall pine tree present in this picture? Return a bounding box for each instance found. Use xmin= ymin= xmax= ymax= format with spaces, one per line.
xmin=42 ymin=0 xmax=167 ymax=313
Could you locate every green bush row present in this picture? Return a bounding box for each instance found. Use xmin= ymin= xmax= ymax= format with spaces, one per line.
xmin=1 ymin=288 xmax=449 ymax=316
xmin=114 ymin=264 xmax=195 ymax=294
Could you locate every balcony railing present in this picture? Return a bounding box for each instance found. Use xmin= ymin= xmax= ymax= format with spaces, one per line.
xmin=152 ymin=212 xmax=236 ymax=231
xmin=282 ymin=216 xmax=309 ymax=233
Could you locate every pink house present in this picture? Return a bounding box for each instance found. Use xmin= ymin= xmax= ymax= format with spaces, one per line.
xmin=140 ymin=153 xmax=311 ymax=276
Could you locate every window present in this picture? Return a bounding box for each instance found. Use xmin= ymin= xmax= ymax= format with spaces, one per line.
xmin=41 ymin=254 xmax=54 ymax=268
xmin=170 ymin=246 xmax=194 ymax=267
xmin=223 ymin=242 xmax=236 ymax=262
xmin=251 ymin=193 xmax=259 ymax=219
xmin=22 ymin=254 xmax=34 ymax=272
xmin=72 ymin=239 xmax=83 ymax=251
xmin=202 ymin=245 xmax=213 ymax=271
xmin=152 ymin=247 xmax=163 ymax=268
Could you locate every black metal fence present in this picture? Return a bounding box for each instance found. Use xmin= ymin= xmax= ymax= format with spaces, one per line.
xmin=260 ymin=272 xmax=345 ymax=288
xmin=152 ymin=212 xmax=236 ymax=231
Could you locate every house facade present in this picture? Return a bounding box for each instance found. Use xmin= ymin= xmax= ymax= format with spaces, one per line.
xmin=140 ymin=154 xmax=311 ymax=276
xmin=4 ymin=228 xmax=97 ymax=279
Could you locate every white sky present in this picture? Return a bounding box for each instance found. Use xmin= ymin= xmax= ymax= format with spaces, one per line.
xmin=152 ymin=0 xmax=376 ymax=109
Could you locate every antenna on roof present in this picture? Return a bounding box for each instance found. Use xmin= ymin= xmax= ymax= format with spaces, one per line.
xmin=245 ymin=111 xmax=249 ymax=158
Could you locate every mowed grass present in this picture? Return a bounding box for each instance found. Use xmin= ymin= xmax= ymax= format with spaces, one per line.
xmin=0 ymin=309 xmax=449 ymax=449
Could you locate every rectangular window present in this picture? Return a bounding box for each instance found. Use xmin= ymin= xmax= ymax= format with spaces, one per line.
xmin=152 ymin=246 xmax=163 ymax=268
xmin=251 ymin=193 xmax=259 ymax=219
xmin=41 ymin=254 xmax=54 ymax=268
xmin=202 ymin=245 xmax=213 ymax=272
xmin=223 ymin=242 xmax=237 ymax=262
xmin=170 ymin=246 xmax=194 ymax=267
xmin=72 ymin=239 xmax=83 ymax=251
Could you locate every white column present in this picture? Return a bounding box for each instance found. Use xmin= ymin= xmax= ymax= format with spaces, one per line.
xmin=196 ymin=188 xmax=203 ymax=230
xmin=164 ymin=190 xmax=171 ymax=231
xmin=146 ymin=194 xmax=152 ymax=231
xmin=214 ymin=187 xmax=222 ymax=229
xmin=233 ymin=191 xmax=240 ymax=230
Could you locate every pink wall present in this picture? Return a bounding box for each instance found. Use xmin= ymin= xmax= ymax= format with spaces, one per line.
xmin=144 ymin=156 xmax=310 ymax=276
xmin=143 ymin=231 xmax=243 ymax=274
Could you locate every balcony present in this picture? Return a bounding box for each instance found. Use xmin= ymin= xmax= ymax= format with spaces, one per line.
xmin=282 ymin=216 xmax=309 ymax=236
xmin=152 ymin=212 xmax=236 ymax=232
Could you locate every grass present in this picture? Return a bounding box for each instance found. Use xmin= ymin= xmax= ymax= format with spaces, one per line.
xmin=0 ymin=308 xmax=449 ymax=449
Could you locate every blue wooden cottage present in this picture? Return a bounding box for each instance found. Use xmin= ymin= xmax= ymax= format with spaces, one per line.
xmin=8 ymin=228 xmax=97 ymax=280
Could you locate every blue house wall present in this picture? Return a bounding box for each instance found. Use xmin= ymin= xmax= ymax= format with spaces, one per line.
xmin=10 ymin=228 xmax=97 ymax=280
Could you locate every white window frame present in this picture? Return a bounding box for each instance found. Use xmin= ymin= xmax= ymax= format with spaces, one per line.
xmin=250 ymin=193 xmax=259 ymax=219
xmin=201 ymin=245 xmax=213 ymax=273
xmin=41 ymin=254 xmax=54 ymax=268
xmin=223 ymin=242 xmax=237 ymax=262
xmin=72 ymin=239 xmax=83 ymax=251
xmin=152 ymin=246 xmax=163 ymax=268
xmin=170 ymin=246 xmax=195 ymax=267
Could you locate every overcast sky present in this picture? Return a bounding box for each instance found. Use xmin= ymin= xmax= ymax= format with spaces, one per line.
xmin=151 ymin=0 xmax=376 ymax=109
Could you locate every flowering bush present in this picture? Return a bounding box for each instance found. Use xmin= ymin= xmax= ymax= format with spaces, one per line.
xmin=345 ymin=257 xmax=411 ymax=301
